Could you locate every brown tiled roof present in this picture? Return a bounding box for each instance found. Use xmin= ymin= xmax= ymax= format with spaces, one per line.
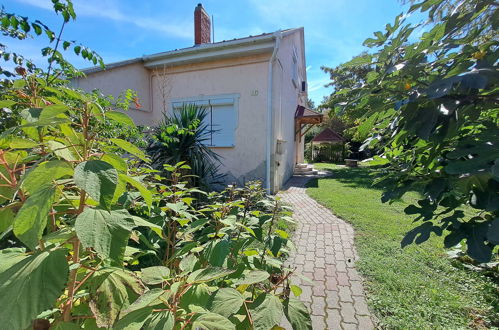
xmin=295 ymin=105 xmax=323 ymax=118
xmin=312 ymin=127 xmax=344 ymax=143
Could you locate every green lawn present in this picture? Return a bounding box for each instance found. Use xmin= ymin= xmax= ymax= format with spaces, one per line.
xmin=307 ymin=163 xmax=498 ymax=329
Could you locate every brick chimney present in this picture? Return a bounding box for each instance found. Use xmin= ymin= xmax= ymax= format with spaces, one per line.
xmin=194 ymin=3 xmax=211 ymax=45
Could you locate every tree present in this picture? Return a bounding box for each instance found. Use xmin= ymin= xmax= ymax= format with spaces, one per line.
xmin=306 ymin=98 xmax=316 ymax=109
xmin=324 ymin=0 xmax=498 ymax=262
xmin=320 ymin=52 xmax=377 ymax=141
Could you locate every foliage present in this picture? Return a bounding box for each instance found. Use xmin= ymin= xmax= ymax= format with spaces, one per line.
xmin=306 ymin=98 xmax=316 ymax=109
xmin=308 ymin=164 xmax=498 ymax=328
xmin=0 ymin=4 xmax=311 ymax=329
xmin=0 ymin=0 xmax=103 ymax=79
xmin=320 ymin=51 xmax=372 ymax=141
xmin=322 ymin=0 xmax=498 ymax=262
xmin=0 ymin=0 xmax=106 ymax=133
xmin=147 ymin=104 xmax=223 ymax=189
xmin=0 ymin=76 xmax=311 ymax=329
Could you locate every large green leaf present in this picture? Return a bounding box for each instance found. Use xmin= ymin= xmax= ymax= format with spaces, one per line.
xmin=141 ymin=266 xmax=170 ymax=285
xmin=8 ymin=137 xmax=38 ymax=149
xmin=131 ymin=216 xmax=163 ymax=237
xmin=102 ymin=154 xmax=128 ymax=173
xmin=0 ymin=248 xmax=28 ymax=273
xmin=46 ymin=140 xmax=78 ymax=161
xmin=283 ymin=298 xmax=312 ymax=330
xmin=144 ymin=310 xmax=174 ymax=330
xmin=114 ymin=307 xmax=153 ymax=330
xmin=115 ymin=289 xmax=172 ymax=329
xmin=13 ymin=185 xmax=56 ymax=250
xmin=0 ymin=249 xmax=69 ymax=330
xmin=120 ymin=174 xmax=152 ymax=208
xmin=0 ymin=207 xmax=15 ymax=233
xmin=250 ymin=293 xmax=283 ymax=330
xmin=187 ymin=267 xmax=235 ymax=284
xmin=209 ymin=288 xmax=244 ymax=317
xmin=110 ymin=138 xmax=149 ymax=162
xmin=106 ymin=111 xmax=136 ymax=128
xmin=74 ymin=160 xmax=118 ymax=208
xmin=180 ymin=283 xmax=212 ymax=313
xmin=0 ymin=100 xmax=16 ymax=108
xmin=87 ymin=267 xmax=144 ymax=328
xmin=234 ymin=270 xmax=270 ymax=285
xmin=179 ymin=253 xmax=198 ymax=272
xmin=40 ymin=104 xmax=69 ymax=119
xmin=191 ymin=313 xmax=234 ymax=330
xmin=124 ymin=289 xmax=166 ymax=314
xmin=22 ymin=160 xmax=73 ymax=193
xmin=75 ymin=208 xmax=136 ymax=264
xmin=208 ymin=239 xmax=230 ymax=267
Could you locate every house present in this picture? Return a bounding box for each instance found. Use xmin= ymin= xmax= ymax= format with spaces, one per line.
xmin=312 ymin=127 xmax=344 ymax=145
xmin=73 ymin=4 xmax=322 ymax=193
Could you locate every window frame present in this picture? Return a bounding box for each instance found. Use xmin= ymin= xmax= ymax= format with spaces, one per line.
xmin=170 ymin=93 xmax=240 ymax=148
xmin=291 ymin=46 xmax=299 ymax=88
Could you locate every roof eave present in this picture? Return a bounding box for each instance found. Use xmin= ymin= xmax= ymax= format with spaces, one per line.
xmin=79 ymin=28 xmax=302 ymax=74
xmin=143 ymin=37 xmax=276 ymax=68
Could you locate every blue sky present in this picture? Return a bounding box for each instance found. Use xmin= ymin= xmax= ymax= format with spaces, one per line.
xmin=4 ymin=0 xmax=411 ymax=104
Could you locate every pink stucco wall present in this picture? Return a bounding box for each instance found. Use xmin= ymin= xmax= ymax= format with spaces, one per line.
xmin=272 ymin=28 xmax=307 ymax=191
xmin=73 ymin=29 xmax=307 ymax=192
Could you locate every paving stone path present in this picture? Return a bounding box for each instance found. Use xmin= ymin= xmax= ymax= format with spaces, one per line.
xmin=279 ymin=175 xmax=375 ymax=330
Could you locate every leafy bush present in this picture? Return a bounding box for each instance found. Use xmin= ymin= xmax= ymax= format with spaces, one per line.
xmin=0 ymin=75 xmax=311 ymax=329
xmin=148 ymin=104 xmax=223 ymax=189
xmin=322 ymin=0 xmax=498 ymax=262
xmin=0 ymin=2 xmax=311 ymax=329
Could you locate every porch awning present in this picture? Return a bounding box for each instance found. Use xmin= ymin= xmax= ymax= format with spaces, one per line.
xmin=295 ymin=105 xmax=323 ymax=125
xmin=295 ymin=105 xmax=323 ymax=141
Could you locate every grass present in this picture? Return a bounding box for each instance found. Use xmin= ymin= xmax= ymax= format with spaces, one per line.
xmin=307 ymin=163 xmax=498 ymax=329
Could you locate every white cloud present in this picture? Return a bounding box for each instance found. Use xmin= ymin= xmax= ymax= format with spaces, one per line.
xmin=308 ymin=78 xmax=329 ymax=92
xmin=13 ymin=0 xmax=192 ymax=39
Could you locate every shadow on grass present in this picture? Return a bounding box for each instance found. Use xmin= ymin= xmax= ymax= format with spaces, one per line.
xmin=308 ymin=166 xmax=383 ymax=191
xmin=305 ymin=178 xmax=319 ymax=188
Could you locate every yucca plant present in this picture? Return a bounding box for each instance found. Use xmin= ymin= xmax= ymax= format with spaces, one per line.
xmin=148 ymin=104 xmax=223 ymax=188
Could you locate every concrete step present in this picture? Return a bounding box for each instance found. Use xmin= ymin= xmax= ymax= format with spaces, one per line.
xmin=294 ymin=163 xmax=319 ymax=175
xmin=295 ymin=166 xmax=313 ymax=172
xmin=295 ymin=169 xmax=319 ymax=175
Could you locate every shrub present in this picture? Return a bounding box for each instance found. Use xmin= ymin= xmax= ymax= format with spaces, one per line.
xmin=0 ymin=75 xmax=311 ymax=329
xmin=0 ymin=3 xmax=311 ymax=329
xmin=148 ymin=104 xmax=223 ymax=189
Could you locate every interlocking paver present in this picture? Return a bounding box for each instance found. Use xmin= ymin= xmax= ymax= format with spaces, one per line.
xmin=279 ymin=174 xmax=374 ymax=329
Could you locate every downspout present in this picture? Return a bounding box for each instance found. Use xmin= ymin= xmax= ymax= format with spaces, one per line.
xmin=265 ymin=30 xmax=282 ymax=193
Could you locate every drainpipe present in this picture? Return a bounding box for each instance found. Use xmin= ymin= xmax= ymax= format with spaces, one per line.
xmin=265 ymin=30 xmax=282 ymax=193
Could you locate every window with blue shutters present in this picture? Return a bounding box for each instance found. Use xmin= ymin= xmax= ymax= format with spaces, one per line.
xmin=171 ymin=94 xmax=239 ymax=147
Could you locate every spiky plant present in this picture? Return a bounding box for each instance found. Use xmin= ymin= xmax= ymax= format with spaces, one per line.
xmin=148 ymin=104 xmax=223 ymax=188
